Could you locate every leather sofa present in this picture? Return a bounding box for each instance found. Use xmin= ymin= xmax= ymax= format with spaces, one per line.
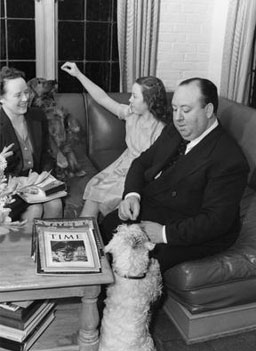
xmin=56 ymin=92 xmax=256 ymax=343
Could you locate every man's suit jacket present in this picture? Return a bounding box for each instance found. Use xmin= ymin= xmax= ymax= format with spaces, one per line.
xmin=0 ymin=107 xmax=55 ymax=176
xmin=124 ymin=122 xmax=249 ymax=247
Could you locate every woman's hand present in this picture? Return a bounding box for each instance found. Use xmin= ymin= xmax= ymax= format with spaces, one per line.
xmin=61 ymin=62 xmax=80 ymax=78
xmin=0 ymin=143 xmax=14 ymax=159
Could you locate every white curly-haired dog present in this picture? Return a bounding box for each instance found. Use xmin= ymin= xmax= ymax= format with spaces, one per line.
xmin=99 ymin=223 xmax=162 ymax=351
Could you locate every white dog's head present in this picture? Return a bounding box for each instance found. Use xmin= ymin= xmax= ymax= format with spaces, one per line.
xmin=105 ymin=223 xmax=155 ymax=278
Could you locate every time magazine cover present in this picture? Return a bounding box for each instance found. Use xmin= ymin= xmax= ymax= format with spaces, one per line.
xmin=32 ymin=218 xmax=103 ymax=274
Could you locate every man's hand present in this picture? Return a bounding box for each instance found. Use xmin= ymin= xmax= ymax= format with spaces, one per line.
xmin=141 ymin=220 xmax=165 ymax=243
xmin=118 ymin=196 xmax=140 ymax=221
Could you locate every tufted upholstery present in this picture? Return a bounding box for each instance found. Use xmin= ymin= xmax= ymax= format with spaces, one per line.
xmin=55 ymin=92 xmax=256 ymax=313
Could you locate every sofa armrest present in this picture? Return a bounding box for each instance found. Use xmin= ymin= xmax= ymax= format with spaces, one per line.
xmin=163 ymin=187 xmax=256 ymax=312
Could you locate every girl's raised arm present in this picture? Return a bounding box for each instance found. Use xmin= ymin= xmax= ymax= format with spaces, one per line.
xmin=61 ymin=62 xmax=124 ymax=117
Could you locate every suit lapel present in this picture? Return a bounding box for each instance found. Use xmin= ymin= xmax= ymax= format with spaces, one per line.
xmin=145 ymin=124 xmax=182 ymax=182
xmin=149 ymin=126 xmax=223 ymax=194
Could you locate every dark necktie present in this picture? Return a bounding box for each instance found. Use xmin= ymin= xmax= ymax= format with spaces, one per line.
xmin=161 ymin=139 xmax=189 ymax=174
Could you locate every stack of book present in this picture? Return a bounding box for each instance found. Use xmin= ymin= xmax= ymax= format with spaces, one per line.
xmin=0 ymin=300 xmax=56 ymax=351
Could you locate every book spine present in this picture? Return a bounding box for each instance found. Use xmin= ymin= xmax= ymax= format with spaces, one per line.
xmin=0 ymin=336 xmax=23 ymax=351
xmin=0 ymin=300 xmax=47 ymax=330
xmin=0 ymin=310 xmax=23 ymax=321
xmin=0 ymin=316 xmax=25 ymax=329
xmin=0 ymin=301 xmax=42 ymax=322
xmin=44 ymin=183 xmax=66 ymax=196
xmin=0 ymin=303 xmax=55 ymax=342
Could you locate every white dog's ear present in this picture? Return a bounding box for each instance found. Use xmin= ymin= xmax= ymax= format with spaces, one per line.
xmin=144 ymin=241 xmax=155 ymax=251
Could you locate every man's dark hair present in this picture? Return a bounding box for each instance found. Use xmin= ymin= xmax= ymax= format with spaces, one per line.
xmin=179 ymin=77 xmax=218 ymax=114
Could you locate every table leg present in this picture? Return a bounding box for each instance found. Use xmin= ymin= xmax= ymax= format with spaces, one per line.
xmin=78 ymin=285 xmax=101 ymax=351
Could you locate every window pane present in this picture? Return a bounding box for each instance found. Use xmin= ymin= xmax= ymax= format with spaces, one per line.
xmin=0 ymin=20 xmax=6 ymax=59
xmin=85 ymin=62 xmax=111 ymax=91
xmin=1 ymin=0 xmax=5 ymax=18
xmin=7 ymin=0 xmax=34 ymax=18
xmin=111 ymin=62 xmax=120 ymax=92
xmin=87 ymin=0 xmax=112 ymax=21
xmin=86 ymin=22 xmax=111 ymax=60
xmin=58 ymin=61 xmax=84 ymax=93
xmin=7 ymin=20 xmax=35 ymax=59
xmin=7 ymin=61 xmax=36 ymax=80
xmin=58 ymin=0 xmax=84 ymax=20
xmin=59 ymin=22 xmax=84 ymax=60
xmin=112 ymin=22 xmax=118 ymax=61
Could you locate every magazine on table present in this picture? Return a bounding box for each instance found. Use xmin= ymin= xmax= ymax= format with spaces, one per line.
xmin=31 ymin=217 xmax=104 ymax=274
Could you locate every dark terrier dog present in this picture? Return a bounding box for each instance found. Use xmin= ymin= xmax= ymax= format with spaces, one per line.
xmin=27 ymin=77 xmax=86 ymax=179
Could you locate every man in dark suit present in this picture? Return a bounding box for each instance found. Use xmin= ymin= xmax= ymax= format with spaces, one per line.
xmin=101 ymin=77 xmax=249 ymax=272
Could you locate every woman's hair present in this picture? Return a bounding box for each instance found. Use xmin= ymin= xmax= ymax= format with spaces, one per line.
xmin=0 ymin=66 xmax=26 ymax=96
xmin=135 ymin=76 xmax=171 ymax=123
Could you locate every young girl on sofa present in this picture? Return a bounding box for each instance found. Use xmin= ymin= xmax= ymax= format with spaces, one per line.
xmin=61 ymin=62 xmax=170 ymax=218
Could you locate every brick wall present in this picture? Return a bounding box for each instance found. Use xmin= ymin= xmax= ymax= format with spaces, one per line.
xmin=157 ymin=0 xmax=227 ymax=91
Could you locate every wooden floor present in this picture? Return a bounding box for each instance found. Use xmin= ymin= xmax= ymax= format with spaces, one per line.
xmin=31 ymin=298 xmax=81 ymax=351
xmin=2 ymin=297 xmax=256 ymax=351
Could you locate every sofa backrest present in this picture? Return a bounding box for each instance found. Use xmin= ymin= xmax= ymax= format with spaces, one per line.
xmin=85 ymin=93 xmax=128 ymax=170
xmin=218 ymin=97 xmax=256 ymax=190
xmin=55 ymin=92 xmax=256 ymax=186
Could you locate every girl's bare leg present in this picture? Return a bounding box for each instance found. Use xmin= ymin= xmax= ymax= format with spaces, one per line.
xmin=80 ymin=200 xmax=99 ymax=218
xmin=43 ymin=198 xmax=63 ymax=218
xmin=21 ymin=204 xmax=43 ymax=233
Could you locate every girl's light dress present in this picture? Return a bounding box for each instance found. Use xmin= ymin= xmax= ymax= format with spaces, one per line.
xmin=83 ymin=104 xmax=165 ymax=216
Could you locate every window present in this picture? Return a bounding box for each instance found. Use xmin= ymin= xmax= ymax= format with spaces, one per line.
xmin=0 ymin=0 xmax=119 ymax=92
xmin=57 ymin=0 xmax=119 ymax=93
xmin=0 ymin=0 xmax=36 ymax=79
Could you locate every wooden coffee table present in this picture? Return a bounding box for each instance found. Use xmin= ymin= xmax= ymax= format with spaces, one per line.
xmin=0 ymin=226 xmax=114 ymax=351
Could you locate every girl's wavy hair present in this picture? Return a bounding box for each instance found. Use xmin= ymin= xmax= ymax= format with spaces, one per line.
xmin=135 ymin=76 xmax=171 ymax=124
xmin=0 ymin=66 xmax=26 ymax=96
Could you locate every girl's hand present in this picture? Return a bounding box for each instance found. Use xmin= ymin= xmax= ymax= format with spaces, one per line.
xmin=61 ymin=62 xmax=80 ymax=77
xmin=0 ymin=144 xmax=14 ymax=159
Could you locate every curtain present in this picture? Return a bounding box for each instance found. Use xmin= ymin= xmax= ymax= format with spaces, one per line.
xmin=117 ymin=0 xmax=161 ymax=92
xmin=35 ymin=0 xmax=56 ymax=79
xmin=220 ymin=0 xmax=256 ymax=104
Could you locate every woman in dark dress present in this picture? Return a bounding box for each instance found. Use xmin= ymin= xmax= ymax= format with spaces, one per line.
xmin=0 ymin=66 xmax=63 ymax=224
